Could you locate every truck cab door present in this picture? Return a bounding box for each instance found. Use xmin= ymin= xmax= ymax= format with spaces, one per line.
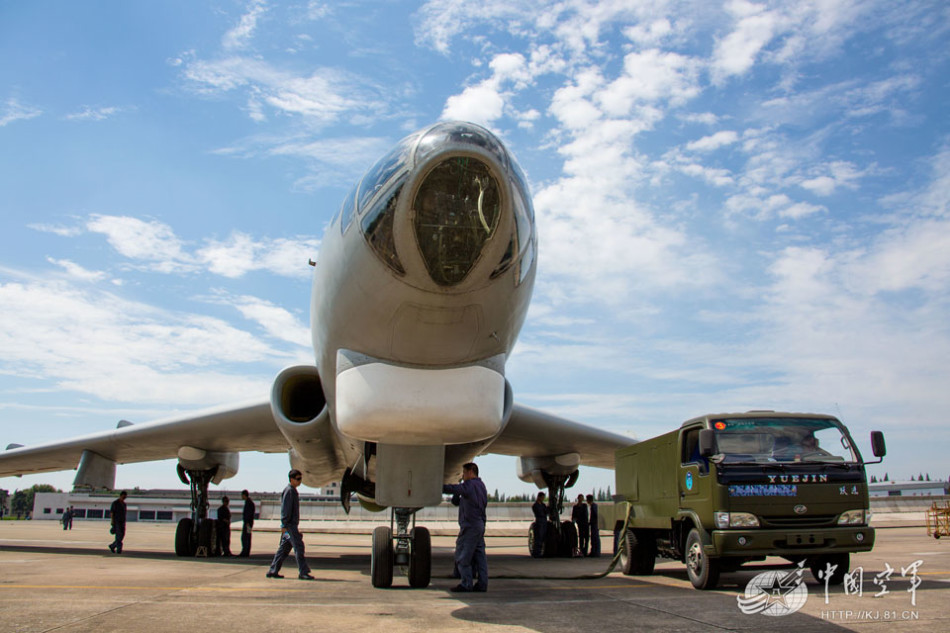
xmin=679 ymin=426 xmax=712 ymax=510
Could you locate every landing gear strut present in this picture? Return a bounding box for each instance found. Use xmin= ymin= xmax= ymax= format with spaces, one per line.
xmin=529 ymin=470 xmax=579 ymax=558
xmin=175 ymin=465 xmax=219 ymax=557
xmin=371 ymin=507 xmax=431 ymax=588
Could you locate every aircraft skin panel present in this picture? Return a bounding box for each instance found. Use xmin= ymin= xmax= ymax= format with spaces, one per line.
xmin=487 ymin=403 xmax=633 ymax=470
xmin=335 ymin=361 xmax=505 ymax=444
xmin=0 ymin=400 xmax=286 ymax=478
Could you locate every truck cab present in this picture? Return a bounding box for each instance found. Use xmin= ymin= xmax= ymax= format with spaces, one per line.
xmin=615 ymin=411 xmax=886 ymax=589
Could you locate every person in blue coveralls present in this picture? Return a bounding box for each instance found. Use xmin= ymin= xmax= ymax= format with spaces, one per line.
xmin=442 ymin=462 xmax=488 ymax=592
xmin=266 ymin=469 xmax=315 ymax=580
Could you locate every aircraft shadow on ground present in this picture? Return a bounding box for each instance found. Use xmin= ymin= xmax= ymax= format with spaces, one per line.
xmin=435 ymin=554 xmax=868 ymax=633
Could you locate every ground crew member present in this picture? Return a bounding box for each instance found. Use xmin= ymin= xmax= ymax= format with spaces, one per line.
xmin=572 ymin=493 xmax=589 ymax=556
xmin=442 ymin=462 xmax=488 ymax=592
xmin=267 ymin=469 xmax=315 ymax=580
xmin=108 ymin=491 xmax=127 ymax=554
xmin=217 ymin=496 xmax=232 ymax=556
xmin=240 ymin=489 xmax=255 ymax=557
xmin=586 ymin=494 xmax=600 ymax=557
xmin=531 ymin=492 xmax=547 ymax=557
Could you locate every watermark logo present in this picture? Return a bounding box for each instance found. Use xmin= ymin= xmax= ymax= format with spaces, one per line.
xmin=737 ymin=559 xmax=924 ymax=619
xmin=737 ymin=561 xmax=808 ymax=616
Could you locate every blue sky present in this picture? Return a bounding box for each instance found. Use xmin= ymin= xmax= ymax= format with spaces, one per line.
xmin=2 ymin=1 xmax=948 ymax=498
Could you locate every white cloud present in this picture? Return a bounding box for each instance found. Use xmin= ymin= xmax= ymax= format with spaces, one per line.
xmin=230 ymin=295 xmax=311 ymax=346
xmin=711 ymin=0 xmax=779 ymax=84
xmin=223 ymin=0 xmax=268 ymax=51
xmin=86 ymin=214 xmax=194 ymax=273
xmin=181 ymin=56 xmax=386 ymax=125
xmin=0 ymin=97 xmax=41 ymax=127
xmin=65 ymin=106 xmax=121 ymax=122
xmin=686 ymin=130 xmax=739 ymax=152
xmin=0 ymin=278 xmax=285 ymax=405
xmin=28 ymin=223 xmax=83 ymax=237
xmin=196 ymin=233 xmax=320 ymax=279
xmin=441 ymin=83 xmax=506 ymax=127
xmin=46 ymin=257 xmax=108 ymax=283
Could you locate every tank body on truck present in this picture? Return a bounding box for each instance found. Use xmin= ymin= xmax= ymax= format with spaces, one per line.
xmin=614 ymin=411 xmax=886 ymax=589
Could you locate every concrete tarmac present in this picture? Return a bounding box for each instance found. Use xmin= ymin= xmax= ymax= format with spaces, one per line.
xmin=1 ymin=521 xmax=948 ymax=633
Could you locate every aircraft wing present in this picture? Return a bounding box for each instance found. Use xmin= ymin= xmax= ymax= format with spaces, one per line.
xmin=488 ymin=402 xmax=633 ymax=469
xmin=0 ymin=400 xmax=287 ymax=478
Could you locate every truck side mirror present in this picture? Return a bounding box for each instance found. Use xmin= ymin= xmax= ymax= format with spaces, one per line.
xmin=870 ymin=431 xmax=886 ymax=458
xmin=699 ymin=429 xmax=716 ymax=457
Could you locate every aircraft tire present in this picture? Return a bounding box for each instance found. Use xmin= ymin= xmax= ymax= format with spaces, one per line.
xmin=543 ymin=523 xmax=559 ymax=558
xmin=371 ymin=525 xmax=394 ymax=588
xmin=558 ymin=520 xmax=578 ymax=557
xmin=810 ymin=553 xmax=849 ymax=585
xmin=197 ymin=518 xmax=217 ymax=557
xmin=528 ymin=522 xmax=542 ymax=557
xmin=175 ymin=518 xmax=196 ymax=557
xmin=620 ymin=529 xmax=656 ymax=575
xmin=685 ymin=528 xmax=720 ymax=590
xmin=408 ymin=526 xmax=431 ymax=588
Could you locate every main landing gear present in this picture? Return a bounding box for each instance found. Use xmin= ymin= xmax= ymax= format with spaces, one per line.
xmin=528 ymin=470 xmax=579 ymax=558
xmin=371 ymin=507 xmax=431 ymax=589
xmin=174 ymin=465 xmax=220 ymax=557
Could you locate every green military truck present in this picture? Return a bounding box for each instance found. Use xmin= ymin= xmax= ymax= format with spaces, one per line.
xmin=614 ymin=411 xmax=886 ymax=590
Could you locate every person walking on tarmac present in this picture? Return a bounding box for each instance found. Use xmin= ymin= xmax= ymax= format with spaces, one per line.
xmin=442 ymin=462 xmax=488 ymax=592
xmin=216 ymin=496 xmax=232 ymax=556
xmin=531 ymin=492 xmax=547 ymax=557
xmin=108 ymin=491 xmax=127 ymax=554
xmin=586 ymin=494 xmax=600 ymax=558
xmin=239 ymin=489 xmax=255 ymax=557
xmin=267 ymin=469 xmax=315 ymax=580
xmin=572 ymin=494 xmax=589 ymax=556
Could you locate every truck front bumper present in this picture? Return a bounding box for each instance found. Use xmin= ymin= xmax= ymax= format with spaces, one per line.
xmin=710 ymin=526 xmax=875 ymax=558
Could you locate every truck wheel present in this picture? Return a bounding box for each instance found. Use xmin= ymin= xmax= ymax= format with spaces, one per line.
xmin=620 ymin=530 xmax=656 ymax=575
xmin=685 ymin=528 xmax=720 ymax=590
xmin=809 ymin=553 xmax=849 ymax=585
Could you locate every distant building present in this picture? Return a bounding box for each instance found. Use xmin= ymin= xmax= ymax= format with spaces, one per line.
xmin=868 ymin=481 xmax=949 ymax=497
xmin=32 ymin=487 xmax=340 ymax=523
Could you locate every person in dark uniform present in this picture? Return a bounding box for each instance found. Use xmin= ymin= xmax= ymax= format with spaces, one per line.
xmin=442 ymin=462 xmax=488 ymax=592
xmin=586 ymin=494 xmax=600 ymax=558
xmin=239 ymin=489 xmax=255 ymax=557
xmin=267 ymin=469 xmax=314 ymax=580
xmin=66 ymin=506 xmax=74 ymax=529
xmin=531 ymin=492 xmax=547 ymax=557
xmin=571 ymin=493 xmax=589 ymax=556
xmin=62 ymin=506 xmax=71 ymax=530
xmin=216 ymin=496 xmax=232 ymax=556
xmin=109 ymin=491 xmax=127 ymax=554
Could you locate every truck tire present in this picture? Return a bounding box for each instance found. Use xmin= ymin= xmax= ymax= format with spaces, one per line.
xmin=620 ymin=530 xmax=656 ymax=576
xmin=685 ymin=528 xmax=720 ymax=590
xmin=810 ymin=553 xmax=849 ymax=585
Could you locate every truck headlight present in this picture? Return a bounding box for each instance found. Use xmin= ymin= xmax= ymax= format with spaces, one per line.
xmin=838 ymin=509 xmax=867 ymax=525
xmin=714 ymin=511 xmax=760 ymax=529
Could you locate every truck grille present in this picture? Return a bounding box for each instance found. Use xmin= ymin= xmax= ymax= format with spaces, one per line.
xmin=760 ymin=514 xmax=837 ymax=529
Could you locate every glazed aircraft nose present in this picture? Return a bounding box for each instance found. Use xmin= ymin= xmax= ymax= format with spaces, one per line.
xmin=411 ymin=155 xmax=502 ymax=286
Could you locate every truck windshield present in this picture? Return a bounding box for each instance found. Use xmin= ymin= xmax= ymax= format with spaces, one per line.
xmin=711 ymin=417 xmax=859 ymax=464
